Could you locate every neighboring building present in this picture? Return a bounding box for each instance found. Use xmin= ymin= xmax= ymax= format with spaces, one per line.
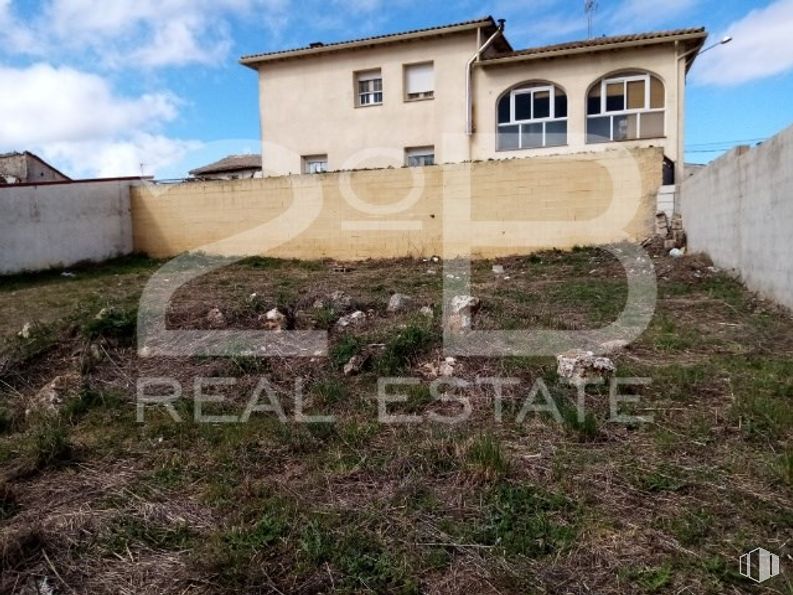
xmin=189 ymin=154 xmax=263 ymax=181
xmin=241 ymin=16 xmax=706 ymax=183
xmin=0 ymin=151 xmax=71 ymax=184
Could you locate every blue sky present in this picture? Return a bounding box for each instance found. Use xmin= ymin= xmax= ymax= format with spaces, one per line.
xmin=0 ymin=0 xmax=792 ymax=178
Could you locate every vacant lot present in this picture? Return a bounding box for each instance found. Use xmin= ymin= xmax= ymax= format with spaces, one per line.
xmin=0 ymin=247 xmax=791 ymax=594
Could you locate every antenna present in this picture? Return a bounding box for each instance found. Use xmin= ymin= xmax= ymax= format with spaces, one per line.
xmin=585 ymin=0 xmax=598 ymax=39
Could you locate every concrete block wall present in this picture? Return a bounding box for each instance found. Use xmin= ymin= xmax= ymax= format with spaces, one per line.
xmin=0 ymin=179 xmax=136 ymax=275
xmin=682 ymin=123 xmax=793 ymax=310
xmin=131 ymin=148 xmax=663 ymax=261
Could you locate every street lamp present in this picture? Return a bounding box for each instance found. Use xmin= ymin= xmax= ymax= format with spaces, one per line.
xmin=698 ymin=36 xmax=733 ymax=56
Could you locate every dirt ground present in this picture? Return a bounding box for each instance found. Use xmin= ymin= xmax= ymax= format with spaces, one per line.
xmin=0 ymin=246 xmax=791 ymax=594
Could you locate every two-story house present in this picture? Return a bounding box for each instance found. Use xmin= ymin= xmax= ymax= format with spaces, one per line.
xmin=241 ymin=16 xmax=706 ymax=184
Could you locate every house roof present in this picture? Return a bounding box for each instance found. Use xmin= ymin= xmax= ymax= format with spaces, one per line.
xmin=480 ymin=27 xmax=708 ymax=68
xmin=0 ymin=150 xmax=71 ymax=181
xmin=189 ymin=154 xmax=263 ymax=176
xmin=240 ymin=16 xmax=511 ymax=66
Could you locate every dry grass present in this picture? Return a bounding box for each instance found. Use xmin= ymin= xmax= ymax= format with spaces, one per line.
xmin=0 ymin=247 xmax=791 ymax=594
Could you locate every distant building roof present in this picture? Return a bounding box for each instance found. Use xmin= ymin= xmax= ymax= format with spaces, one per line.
xmin=189 ymin=154 xmax=263 ymax=176
xmin=480 ymin=28 xmax=707 ymax=69
xmin=0 ymin=150 xmax=71 ymax=182
xmin=240 ymin=16 xmax=511 ymax=66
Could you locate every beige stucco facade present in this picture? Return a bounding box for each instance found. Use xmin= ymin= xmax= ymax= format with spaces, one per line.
xmin=244 ymin=19 xmax=704 ymax=182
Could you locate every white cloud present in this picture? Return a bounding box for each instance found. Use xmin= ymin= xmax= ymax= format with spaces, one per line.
xmin=43 ymin=134 xmax=201 ymax=179
xmin=0 ymin=63 xmax=198 ymax=178
xmin=694 ymin=0 xmax=793 ymax=86
xmin=0 ymin=64 xmax=178 ymax=145
xmin=2 ymin=0 xmax=291 ymax=68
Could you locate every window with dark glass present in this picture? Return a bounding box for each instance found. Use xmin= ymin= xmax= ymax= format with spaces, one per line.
xmin=497 ymin=83 xmax=567 ymax=151
xmin=587 ymin=73 xmax=665 ymax=143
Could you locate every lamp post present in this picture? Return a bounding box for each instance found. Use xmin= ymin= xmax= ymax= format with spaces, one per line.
xmin=697 ymin=36 xmax=733 ymax=56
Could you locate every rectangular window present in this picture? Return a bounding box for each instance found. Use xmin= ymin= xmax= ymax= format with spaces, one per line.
xmin=405 ymin=146 xmax=435 ymax=167
xmin=606 ymin=82 xmax=625 ymax=112
xmin=302 ymin=155 xmax=328 ymax=174
xmin=404 ymin=62 xmax=434 ymax=100
xmin=356 ymin=69 xmax=382 ymax=106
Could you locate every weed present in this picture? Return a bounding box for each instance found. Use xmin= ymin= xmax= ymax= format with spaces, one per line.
xmin=330 ymin=335 xmax=363 ymax=368
xmin=475 ymin=483 xmax=577 ymax=557
xmin=622 ymin=565 xmax=672 ymax=593
xmin=630 ymin=464 xmax=687 ymax=493
xmin=313 ymin=306 xmax=338 ymax=330
xmin=556 ymin=396 xmax=600 ymax=441
xmin=63 ymin=389 xmax=122 ymax=419
xmin=27 ymin=416 xmax=72 ymax=469
xmin=773 ymin=449 xmax=793 ymax=488
xmin=82 ymin=306 xmax=138 ymax=342
xmin=376 ymin=321 xmax=436 ymax=375
xmin=0 ymin=321 xmax=58 ymax=375
xmin=663 ymin=508 xmax=713 ymax=547
xmin=0 ymin=482 xmax=19 ymax=520
xmin=313 ymin=379 xmax=348 ymax=406
xmin=102 ymin=516 xmax=194 ymax=553
xmin=466 ymin=434 xmax=510 ymax=479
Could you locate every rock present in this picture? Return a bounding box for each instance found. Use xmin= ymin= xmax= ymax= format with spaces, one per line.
xmin=139 ymin=345 xmax=153 ymax=358
xmin=18 ymin=323 xmax=32 ymax=339
xmin=27 ymin=373 xmax=82 ymax=416
xmin=206 ymin=307 xmax=226 ymax=329
xmin=446 ymin=295 xmax=481 ymax=333
xmin=600 ymin=339 xmax=630 ymax=353
xmin=556 ymin=350 xmax=616 ymax=384
xmin=420 ymin=306 xmax=434 ymax=319
xmin=431 ymin=255 xmax=441 ymax=263
xmin=262 ymin=308 xmax=287 ymax=331
xmin=336 ymin=310 xmax=366 ymax=329
xmin=329 ymin=291 xmax=353 ymax=310
xmin=439 ymin=357 xmax=457 ymax=377
xmin=95 ymin=307 xmax=112 ymax=320
xmin=655 ymin=212 xmax=669 ymax=236
xmin=343 ymin=355 xmax=367 ymax=376
xmin=387 ymin=293 xmax=411 ymax=313
xmin=89 ymin=343 xmax=104 ymax=362
xmin=492 ymin=264 xmax=505 ymax=275
xmin=418 ymin=362 xmax=439 ymax=379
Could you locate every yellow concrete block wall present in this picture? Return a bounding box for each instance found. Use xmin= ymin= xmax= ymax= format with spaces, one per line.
xmin=131 ymin=148 xmax=662 ymax=261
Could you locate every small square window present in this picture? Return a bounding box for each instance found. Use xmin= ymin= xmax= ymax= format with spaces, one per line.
xmin=404 ymin=62 xmax=434 ymax=101
xmin=356 ymin=69 xmax=383 ymax=106
xmin=405 ymin=146 xmax=435 ymax=167
xmin=303 ymin=155 xmax=328 ymax=174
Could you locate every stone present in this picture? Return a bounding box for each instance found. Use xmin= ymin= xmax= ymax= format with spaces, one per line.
xmin=95 ymin=307 xmax=112 ymax=320
xmin=343 ymin=355 xmax=367 ymax=376
xmin=556 ymin=350 xmax=616 ymax=385
xmin=492 ymin=264 xmax=505 ymax=275
xmin=18 ymin=323 xmax=32 ymax=339
xmin=420 ymin=306 xmax=434 ymax=319
xmin=446 ymin=295 xmax=481 ymax=333
xmin=387 ymin=293 xmax=411 ymax=313
xmin=439 ymin=357 xmax=457 ymax=377
xmin=262 ymin=308 xmax=287 ymax=331
xmin=655 ymin=212 xmax=669 ymax=236
xmin=418 ymin=362 xmax=439 ymax=379
xmin=431 ymin=255 xmax=441 ymax=263
xmin=336 ymin=310 xmax=366 ymax=329
xmin=329 ymin=291 xmax=353 ymax=310
xmin=27 ymin=373 xmax=82 ymax=416
xmin=206 ymin=307 xmax=226 ymax=329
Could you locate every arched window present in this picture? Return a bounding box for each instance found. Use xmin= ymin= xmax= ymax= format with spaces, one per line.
xmin=587 ymin=71 xmax=665 ymax=143
xmin=497 ymin=83 xmax=567 ymax=151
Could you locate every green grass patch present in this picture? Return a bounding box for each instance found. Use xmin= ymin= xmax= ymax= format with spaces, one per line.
xmin=473 ymin=482 xmax=577 ymax=557
xmin=466 ymin=433 xmax=510 ymax=479
xmin=376 ymin=321 xmax=436 ymax=375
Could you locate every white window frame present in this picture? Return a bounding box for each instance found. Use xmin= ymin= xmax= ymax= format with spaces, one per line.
xmin=497 ymin=84 xmax=567 ymax=150
xmin=587 ymin=73 xmax=665 ymax=142
xmin=303 ymin=155 xmax=328 ymax=174
xmin=405 ymin=146 xmax=435 ymax=167
xmin=356 ymin=70 xmax=383 ymax=107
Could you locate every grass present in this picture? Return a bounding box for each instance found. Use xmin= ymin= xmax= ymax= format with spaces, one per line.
xmin=0 ymin=247 xmax=791 ymax=594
